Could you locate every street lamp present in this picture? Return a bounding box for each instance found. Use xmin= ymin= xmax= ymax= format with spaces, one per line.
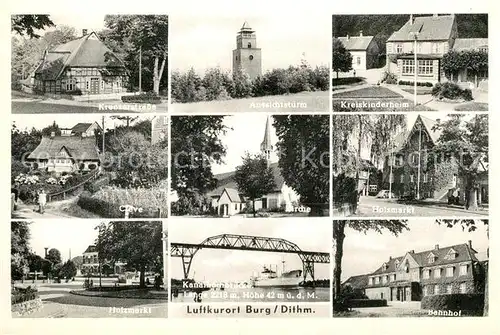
xmin=409 ymin=31 xmax=420 ymax=107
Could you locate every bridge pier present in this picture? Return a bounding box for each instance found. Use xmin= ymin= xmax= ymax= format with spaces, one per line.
xmin=302 ymin=260 xmax=315 ymax=285
xmin=181 ymin=255 xmax=194 ymax=279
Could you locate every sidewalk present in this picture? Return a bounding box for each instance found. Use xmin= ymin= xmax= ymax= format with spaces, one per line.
xmin=398 ymin=199 xmax=488 ymax=213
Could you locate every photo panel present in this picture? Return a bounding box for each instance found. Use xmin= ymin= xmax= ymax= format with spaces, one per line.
xmin=11 ymin=14 xmax=168 ymax=114
xmin=333 ymin=218 xmax=489 ymax=317
xmin=11 ymin=220 xmax=168 ymax=318
xmin=170 ymin=14 xmax=330 ymax=114
xmin=169 ymin=218 xmax=331 ymax=317
xmin=170 ymin=113 xmax=330 ymax=218
xmin=11 ymin=114 xmax=169 ymax=219
xmin=332 ymin=112 xmax=488 ymax=217
xmin=332 ymin=14 xmax=488 ymax=112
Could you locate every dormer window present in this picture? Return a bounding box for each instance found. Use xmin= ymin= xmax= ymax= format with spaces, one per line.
xmin=428 ymin=252 xmax=436 ymax=264
xmin=445 ymin=248 xmax=458 ymax=260
xmin=382 ymin=262 xmax=389 ymax=271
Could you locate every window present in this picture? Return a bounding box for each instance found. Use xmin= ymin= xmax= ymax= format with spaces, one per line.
xmin=432 ymin=43 xmax=441 ymax=54
xmin=446 ymin=267 xmax=454 ymax=277
xmin=447 ymin=284 xmax=453 ymax=294
xmin=396 ymin=44 xmax=403 ymax=53
xmin=428 ymin=254 xmax=436 ymax=263
xmin=435 ymin=285 xmax=440 ymax=295
xmin=248 ymin=42 xmax=252 ymax=48
xmin=235 ymin=204 xmax=238 ymax=211
xmin=375 ymin=277 xmax=380 ymax=284
xmin=382 ymin=276 xmax=387 ymax=284
xmin=460 ymin=283 xmax=467 ymax=293
xmin=86 ymin=81 xmax=89 ymax=90
xmin=434 ymin=268 xmax=441 ymax=278
xmin=389 ymin=274 xmax=394 ymax=282
xmin=427 ymin=285 xmax=434 ymax=296
xmin=66 ymin=80 xmax=74 ymax=91
xmin=400 ymin=175 xmax=404 ymax=183
xmin=418 ymin=60 xmax=434 ymax=76
xmin=369 ymin=277 xmax=373 ymax=285
xmin=423 ymin=172 xmax=428 ymax=183
xmin=410 ymin=174 xmax=414 ymax=183
xmin=445 ymin=250 xmax=457 ymax=260
xmin=423 ymin=269 xmax=430 ymax=279
xmin=460 ymin=264 xmax=468 ymax=276
xmin=356 ymin=57 xmax=361 ymax=65
xmin=402 ymin=59 xmax=414 ymax=74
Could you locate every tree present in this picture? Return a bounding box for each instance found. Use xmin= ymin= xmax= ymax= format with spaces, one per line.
xmin=46 ymin=248 xmax=62 ymax=265
xmin=235 ymin=153 xmax=277 ymax=216
xmin=232 ymin=67 xmax=253 ymax=98
xmin=104 ymin=15 xmax=168 ymax=95
xmin=333 ymin=220 xmax=408 ymax=302
xmin=96 ymin=221 xmax=162 ymax=288
xmin=11 ymin=221 xmax=31 ymax=280
xmin=71 ymin=256 xmax=83 ymax=269
xmin=41 ymin=121 xmax=61 ymax=137
xmin=202 ymin=67 xmax=232 ymax=101
xmin=171 ymin=68 xmax=206 ymax=103
xmin=171 ymin=116 xmax=229 ymax=214
xmin=431 ymin=115 xmax=488 ymax=211
xmin=60 ymin=260 xmax=77 ymax=280
xmin=435 ymin=219 xmax=489 ymax=316
xmin=273 ymin=115 xmax=329 ymax=216
xmin=11 ymin=15 xmax=54 ymax=38
xmin=442 ymin=50 xmax=488 ymax=81
xmin=332 ymin=38 xmax=352 ymax=79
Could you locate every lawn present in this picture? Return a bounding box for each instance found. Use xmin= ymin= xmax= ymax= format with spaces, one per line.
xmin=401 ymin=86 xmax=433 ymax=95
xmin=454 ymin=102 xmax=489 ymax=111
xmin=172 ymin=91 xmax=329 ymax=114
xmin=332 ymin=86 xmax=402 ymax=99
xmin=332 ymin=99 xmax=435 ymax=112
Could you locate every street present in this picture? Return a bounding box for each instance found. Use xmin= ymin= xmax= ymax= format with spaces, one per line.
xmin=12 ymin=100 xmax=168 ymax=114
xmin=13 ymin=283 xmax=168 ymax=318
xmin=356 ymin=196 xmax=488 ymax=217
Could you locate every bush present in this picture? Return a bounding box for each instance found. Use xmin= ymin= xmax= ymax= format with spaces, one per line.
xmin=347 ymin=299 xmax=387 ymax=308
xmin=398 ymin=80 xmax=434 ymax=87
xmin=421 ymin=294 xmax=484 ymax=315
xmin=382 ymin=71 xmax=398 ymax=84
xmin=11 ymin=286 xmax=39 ymax=305
xmin=332 ymin=77 xmax=364 ymax=86
xmin=432 ymin=82 xmax=473 ymax=101
xmin=121 ymin=92 xmax=162 ymax=104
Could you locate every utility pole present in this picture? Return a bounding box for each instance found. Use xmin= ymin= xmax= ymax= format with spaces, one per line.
xmin=139 ymin=46 xmax=142 ymax=93
xmin=409 ymin=31 xmax=420 ymax=107
xmin=389 ymin=149 xmax=394 ymax=199
xmin=101 ymin=116 xmax=105 ymax=156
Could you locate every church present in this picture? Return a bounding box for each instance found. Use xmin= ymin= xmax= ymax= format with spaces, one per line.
xmin=232 ymin=21 xmax=262 ymax=81
xmin=206 ymin=116 xmax=300 ymax=217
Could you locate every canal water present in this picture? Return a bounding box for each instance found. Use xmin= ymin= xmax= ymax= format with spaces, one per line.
xmin=171 ymin=286 xmax=329 ymax=303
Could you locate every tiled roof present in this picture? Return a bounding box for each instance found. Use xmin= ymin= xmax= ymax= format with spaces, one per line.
xmin=388 ymin=15 xmax=455 ymax=42
xmin=393 ymin=115 xmax=443 ymax=152
xmin=35 ymin=32 xmax=126 ymax=80
xmin=370 ymin=243 xmax=478 ymax=276
xmin=71 ymin=123 xmax=93 ymax=134
xmin=337 ymin=36 xmax=376 ymax=51
xmin=453 ymin=38 xmax=488 ymax=51
xmin=83 ymin=245 xmax=97 ymax=253
xmin=343 ymin=274 xmax=369 ymax=289
xmin=27 ymin=135 xmax=100 ymax=161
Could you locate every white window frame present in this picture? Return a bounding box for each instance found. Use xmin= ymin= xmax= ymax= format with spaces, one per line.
xmin=460 ymin=264 xmax=468 ymax=276
xmin=423 ymin=269 xmax=430 ymax=279
xmin=396 ymin=44 xmax=403 ymax=53
xmin=402 ymin=59 xmax=414 ymax=74
xmin=447 ymin=284 xmax=453 ymax=294
xmin=446 ymin=267 xmax=454 ymax=277
xmin=434 ymin=268 xmax=441 ymax=278
xmin=460 ymin=282 xmax=467 ymax=293
xmin=418 ymin=60 xmax=434 ymax=76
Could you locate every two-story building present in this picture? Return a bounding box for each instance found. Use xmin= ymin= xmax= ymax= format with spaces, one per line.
xmin=386 ymin=14 xmax=488 ymax=86
xmin=81 ymin=245 xmax=127 ymax=276
xmin=25 ymin=30 xmax=128 ymax=95
xmin=337 ymin=31 xmax=380 ymax=71
xmin=364 ymin=241 xmax=485 ymax=302
xmin=26 ymin=122 xmax=102 ymax=173
xmin=382 ymin=115 xmax=488 ymax=205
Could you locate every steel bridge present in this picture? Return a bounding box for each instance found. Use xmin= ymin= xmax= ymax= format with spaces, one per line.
xmin=170 ymin=234 xmax=330 ymax=283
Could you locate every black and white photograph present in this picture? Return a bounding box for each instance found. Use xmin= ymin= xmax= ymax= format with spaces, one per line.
xmin=169 ymin=218 xmax=331 ymax=317
xmin=170 ymin=113 xmax=329 ymax=218
xmin=11 ymin=114 xmax=170 ymax=219
xmin=11 ymin=220 xmax=168 ymax=318
xmin=333 ymin=219 xmax=489 ymax=317
xmin=332 ymin=14 xmax=488 ymax=111
xmin=170 ymin=15 xmax=330 ymax=114
xmin=11 ymin=14 xmax=168 ymax=113
xmin=332 ymin=113 xmax=488 ymax=217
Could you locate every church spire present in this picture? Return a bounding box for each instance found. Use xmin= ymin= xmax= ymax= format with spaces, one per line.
xmin=261 ymin=115 xmax=273 ymax=163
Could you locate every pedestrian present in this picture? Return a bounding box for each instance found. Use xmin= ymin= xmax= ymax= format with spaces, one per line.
xmin=38 ymin=189 xmax=47 ymax=214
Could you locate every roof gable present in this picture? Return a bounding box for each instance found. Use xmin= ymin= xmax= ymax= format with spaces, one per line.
xmin=221 ymin=188 xmax=244 ymax=203
xmin=338 ymin=36 xmax=376 ymax=51
xmin=388 ymin=15 xmax=455 ymax=42
xmin=453 ymin=38 xmax=488 ymax=52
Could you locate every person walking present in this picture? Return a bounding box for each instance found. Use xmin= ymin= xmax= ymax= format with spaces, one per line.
xmin=38 ymin=189 xmax=47 ymax=214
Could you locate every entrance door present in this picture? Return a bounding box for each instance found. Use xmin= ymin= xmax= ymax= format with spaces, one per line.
xmin=90 ymin=78 xmax=100 ymax=94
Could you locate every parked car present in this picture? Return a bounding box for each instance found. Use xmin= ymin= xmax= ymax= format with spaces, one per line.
xmin=375 ymin=190 xmax=395 ymax=199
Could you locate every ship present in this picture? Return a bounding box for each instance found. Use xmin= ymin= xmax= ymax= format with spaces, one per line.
xmin=250 ymin=261 xmax=303 ymax=288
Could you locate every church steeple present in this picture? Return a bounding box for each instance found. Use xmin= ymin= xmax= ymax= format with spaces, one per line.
xmin=261 ymin=115 xmax=273 ymax=164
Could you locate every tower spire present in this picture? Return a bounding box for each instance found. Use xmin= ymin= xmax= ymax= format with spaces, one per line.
xmin=261 ymin=115 xmax=273 ymax=164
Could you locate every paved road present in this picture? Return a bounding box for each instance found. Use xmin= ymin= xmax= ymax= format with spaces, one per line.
xmin=12 ymin=101 xmax=168 ymax=114
xmin=357 ymin=196 xmax=488 ymax=217
xmin=13 ymin=285 xmax=168 ymax=318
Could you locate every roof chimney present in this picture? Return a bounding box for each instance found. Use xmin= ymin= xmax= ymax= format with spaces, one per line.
xmin=409 ymin=250 xmax=414 ymax=253
xmin=409 ymin=14 xmax=414 ymax=24
xmin=82 ymin=29 xmax=88 ymax=36
xmin=389 ymin=256 xmax=392 ymax=260
xmin=359 ymin=30 xmax=363 ymax=37
xmin=44 ymin=247 xmax=48 ymax=258
xmin=435 ymin=244 xmax=439 ymax=250
xmin=468 ymin=240 xmax=472 ymax=249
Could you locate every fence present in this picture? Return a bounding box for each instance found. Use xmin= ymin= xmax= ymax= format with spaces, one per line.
xmin=47 ymin=170 xmax=99 ymax=202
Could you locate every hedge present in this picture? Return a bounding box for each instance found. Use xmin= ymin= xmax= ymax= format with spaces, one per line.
xmin=398 ymin=80 xmax=434 ymax=87
xmin=332 ymin=77 xmax=364 ymax=86
xmin=421 ymin=294 xmax=484 ymax=315
xmin=77 ymin=191 xmax=162 ymax=218
xmin=347 ymin=299 xmax=387 ymax=308
xmin=432 ymin=82 xmax=473 ymax=101
xmin=121 ymin=93 xmax=162 ymax=104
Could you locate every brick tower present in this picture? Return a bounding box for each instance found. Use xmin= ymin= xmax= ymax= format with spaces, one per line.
xmin=232 ymin=21 xmax=262 ymax=80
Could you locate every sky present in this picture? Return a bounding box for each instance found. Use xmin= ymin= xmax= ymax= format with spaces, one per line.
xmin=339 ymin=219 xmax=489 ymax=282
xmin=12 ymin=115 xmax=152 ymax=132
xmin=26 ymin=220 xmax=101 ymax=262
xmin=170 ymin=14 xmax=331 ymax=74
xmin=210 ymin=113 xmax=279 ymax=175
xmin=170 ymin=218 xmax=331 ymax=282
